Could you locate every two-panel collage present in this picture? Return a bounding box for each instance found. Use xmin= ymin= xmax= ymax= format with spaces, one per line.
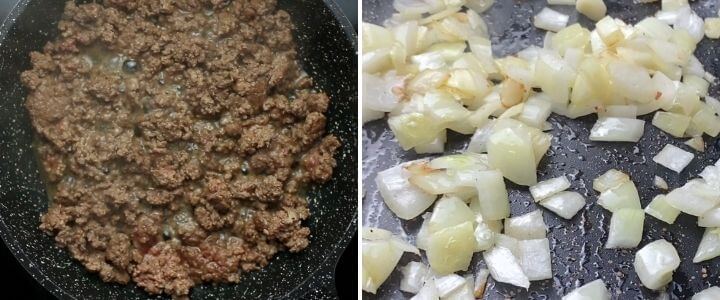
xmin=3 ymin=0 xmax=720 ymax=299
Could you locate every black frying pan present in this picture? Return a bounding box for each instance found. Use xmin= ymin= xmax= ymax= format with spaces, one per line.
xmin=0 ymin=0 xmax=357 ymax=299
xmin=363 ymin=0 xmax=720 ymax=299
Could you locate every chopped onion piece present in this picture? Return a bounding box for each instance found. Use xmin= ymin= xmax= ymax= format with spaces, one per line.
xmin=700 ymin=165 xmax=720 ymax=190
xmin=644 ymin=194 xmax=681 ymax=224
xmin=410 ymin=278 xmax=439 ymax=300
xmin=634 ymin=239 xmax=680 ymax=290
xmin=593 ymin=169 xmax=630 ymax=192
xmin=706 ymin=18 xmax=720 ymax=39
xmin=443 ymin=279 xmax=474 ymax=300
xmin=704 ymin=96 xmax=720 ymax=116
xmin=363 ymin=106 xmax=385 ymax=124
xmin=576 ymin=0 xmax=607 ymax=21
xmin=699 ymin=207 xmax=720 ymax=228
xmin=488 ymin=127 xmax=538 ymax=186
xmin=435 ymin=274 xmax=467 ymax=297
xmin=517 ymin=94 xmax=553 ymax=128
xmin=376 ymin=160 xmax=437 ymax=220
xmin=363 ymin=72 xmax=405 ymax=112
xmin=674 ymin=6 xmax=704 ymax=43
xmin=388 ymin=113 xmax=443 ymax=150
xmin=425 ymin=222 xmax=474 ymax=275
xmin=606 ymin=208 xmax=644 ymax=249
xmin=494 ymin=234 xmax=520 ymax=257
xmin=416 ymin=213 xmax=432 ymax=250
xmin=473 ymin=269 xmax=490 ymax=297
xmin=471 ymin=170 xmax=510 ymax=220
xmin=483 ymin=247 xmax=530 ymax=289
xmin=598 ymin=105 xmax=637 ymax=118
xmin=400 ymin=261 xmax=430 ymax=293
xmin=533 ymin=8 xmax=570 ymax=32
xmin=540 ymin=191 xmax=586 ymax=219
xmin=427 ymin=196 xmax=475 ymax=232
xmin=517 ymin=238 xmax=553 ymax=281
xmin=363 ymin=23 xmax=397 ymax=52
xmin=694 ymin=228 xmax=720 ymax=263
xmin=654 ymin=177 xmax=669 ymax=191
xmin=589 ymin=117 xmax=645 ymax=142
xmin=595 ymin=16 xmax=624 ymax=46
xmin=562 ymin=279 xmax=610 ymax=300
xmin=693 ymin=286 xmax=720 ymax=300
xmin=636 ymin=17 xmax=673 ymax=39
xmin=652 ymin=112 xmax=691 ymax=138
xmin=530 ymin=176 xmax=571 ymax=202
xmin=466 ymin=119 xmax=496 ymax=153
xmin=362 ymin=228 xmax=418 ymax=293
xmin=598 ymin=181 xmax=641 ymax=213
xmin=608 ymin=61 xmax=655 ymax=104
xmin=504 ymin=210 xmax=547 ymax=240
xmin=653 ymin=144 xmax=694 ymax=173
xmin=666 ymin=179 xmax=720 ymax=216
xmin=552 ymin=24 xmax=591 ymax=56
xmin=685 ymin=136 xmax=705 ymax=152
xmin=662 ymin=0 xmax=688 ymax=12
xmin=414 ymin=131 xmax=446 ymax=154
xmin=689 ymin=105 xmax=720 ymax=137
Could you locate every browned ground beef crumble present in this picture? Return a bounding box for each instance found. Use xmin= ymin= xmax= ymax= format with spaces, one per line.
xmin=21 ymin=0 xmax=340 ymax=297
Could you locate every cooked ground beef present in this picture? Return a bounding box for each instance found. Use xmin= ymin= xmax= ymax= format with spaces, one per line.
xmin=21 ymin=0 xmax=340 ymax=297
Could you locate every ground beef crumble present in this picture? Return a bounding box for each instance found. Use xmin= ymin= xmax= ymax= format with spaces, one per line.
xmin=22 ymin=0 xmax=340 ymax=297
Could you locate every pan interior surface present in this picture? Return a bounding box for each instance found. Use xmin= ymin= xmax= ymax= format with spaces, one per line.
xmin=0 ymin=0 xmax=357 ymax=299
xmin=362 ymin=0 xmax=720 ymax=299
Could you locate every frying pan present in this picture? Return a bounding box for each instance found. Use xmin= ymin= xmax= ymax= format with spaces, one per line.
xmin=363 ymin=0 xmax=720 ymax=298
xmin=0 ymin=0 xmax=357 ymax=299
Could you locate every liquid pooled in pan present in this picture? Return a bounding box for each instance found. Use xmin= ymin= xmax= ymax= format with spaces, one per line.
xmin=21 ymin=0 xmax=339 ymax=296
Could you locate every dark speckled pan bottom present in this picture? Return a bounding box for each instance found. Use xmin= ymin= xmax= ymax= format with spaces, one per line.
xmin=0 ymin=0 xmax=357 ymax=299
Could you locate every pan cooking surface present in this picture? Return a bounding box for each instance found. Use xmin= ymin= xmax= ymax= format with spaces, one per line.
xmin=362 ymin=0 xmax=720 ymax=298
xmin=0 ymin=0 xmax=357 ymax=299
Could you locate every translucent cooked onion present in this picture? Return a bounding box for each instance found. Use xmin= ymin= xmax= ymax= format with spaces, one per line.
xmin=693 ymin=228 xmax=720 ymax=263
xmin=597 ymin=181 xmax=641 ymax=213
xmin=400 ymin=261 xmax=430 ymax=293
xmin=593 ymin=169 xmax=630 ymax=192
xmin=699 ymin=207 xmax=720 ymax=228
xmin=426 ymin=221 xmax=476 ymax=275
xmin=540 ymin=191 xmax=586 ymax=219
xmin=530 ymin=176 xmax=571 ymax=202
xmin=576 ymin=0 xmax=606 ymax=21
xmin=410 ymin=278 xmax=439 ymax=300
xmin=589 ymin=117 xmax=645 ymax=142
xmin=362 ymin=228 xmax=419 ymax=294
xmin=470 ymin=170 xmax=510 ymax=220
xmin=634 ymin=239 xmax=680 ymax=290
xmin=517 ymin=238 xmax=553 ymax=281
xmin=685 ymin=136 xmax=705 ymax=152
xmin=487 ymin=127 xmax=538 ymax=186
xmin=435 ymin=274 xmax=467 ymax=297
xmin=483 ymin=247 xmax=530 ymax=289
xmin=653 ymin=144 xmax=694 ymax=173
xmin=504 ymin=210 xmax=547 ymax=240
xmin=644 ymin=194 xmax=681 ymax=224
xmin=562 ymin=279 xmax=610 ymax=300
xmin=652 ymin=111 xmax=690 ymax=138
xmin=427 ymin=196 xmax=475 ymax=232
xmin=534 ymin=7 xmax=570 ymax=32
xmin=666 ymin=179 xmax=720 ymax=216
xmin=606 ymin=208 xmax=645 ymax=249
xmin=473 ymin=269 xmax=490 ymax=298
xmin=693 ymin=286 xmax=720 ymax=300
xmin=376 ymin=160 xmax=437 ymax=220
xmin=654 ymin=175 xmax=669 ymax=190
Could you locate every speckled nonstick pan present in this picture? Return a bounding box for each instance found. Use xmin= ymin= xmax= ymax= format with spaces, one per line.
xmin=0 ymin=0 xmax=357 ymax=299
xmin=363 ymin=0 xmax=720 ymax=299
